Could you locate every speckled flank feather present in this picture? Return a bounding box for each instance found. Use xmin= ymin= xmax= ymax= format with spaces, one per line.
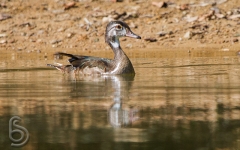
xmin=47 ymin=63 xmax=74 ymax=73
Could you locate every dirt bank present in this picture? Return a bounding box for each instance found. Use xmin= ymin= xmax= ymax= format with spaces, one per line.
xmin=0 ymin=0 xmax=240 ymax=53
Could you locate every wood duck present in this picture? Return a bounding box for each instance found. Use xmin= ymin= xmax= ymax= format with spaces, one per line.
xmin=47 ymin=21 xmax=141 ymax=75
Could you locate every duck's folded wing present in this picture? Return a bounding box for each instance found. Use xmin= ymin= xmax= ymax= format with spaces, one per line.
xmin=55 ymin=52 xmax=113 ymax=73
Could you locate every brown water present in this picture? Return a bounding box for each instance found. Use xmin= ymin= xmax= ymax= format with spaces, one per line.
xmin=1 ymin=49 xmax=240 ymax=150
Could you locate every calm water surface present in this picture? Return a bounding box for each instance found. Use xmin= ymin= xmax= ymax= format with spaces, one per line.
xmin=1 ymin=49 xmax=240 ymax=150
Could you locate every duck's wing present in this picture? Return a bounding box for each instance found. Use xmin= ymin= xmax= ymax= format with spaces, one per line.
xmin=55 ymin=52 xmax=113 ymax=74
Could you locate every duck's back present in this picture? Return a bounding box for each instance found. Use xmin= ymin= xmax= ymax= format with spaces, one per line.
xmin=57 ymin=52 xmax=114 ymax=74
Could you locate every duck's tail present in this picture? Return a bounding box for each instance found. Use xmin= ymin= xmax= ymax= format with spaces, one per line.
xmin=54 ymin=52 xmax=77 ymax=58
xmin=47 ymin=63 xmax=74 ymax=73
xmin=54 ymin=52 xmax=85 ymax=63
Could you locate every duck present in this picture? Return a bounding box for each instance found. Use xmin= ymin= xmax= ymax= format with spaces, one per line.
xmin=47 ymin=20 xmax=141 ymax=75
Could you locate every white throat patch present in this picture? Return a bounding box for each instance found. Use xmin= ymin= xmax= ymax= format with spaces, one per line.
xmin=110 ymin=40 xmax=120 ymax=48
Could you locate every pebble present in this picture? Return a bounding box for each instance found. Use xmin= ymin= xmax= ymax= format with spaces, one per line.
xmin=220 ymin=48 xmax=229 ymax=51
xmin=227 ymin=11 xmax=232 ymax=15
xmin=0 ymin=13 xmax=11 ymax=21
xmin=129 ymin=22 xmax=137 ymax=28
xmin=8 ymin=39 xmax=16 ymax=43
xmin=216 ymin=0 xmax=227 ymax=5
xmin=0 ymin=33 xmax=7 ymax=37
xmin=211 ymin=15 xmax=216 ymax=20
xmin=102 ymin=16 xmax=114 ymax=24
xmin=125 ymin=44 xmax=132 ymax=48
xmin=215 ymin=13 xmax=225 ymax=19
xmin=152 ymin=2 xmax=168 ymax=8
xmin=144 ymin=37 xmax=157 ymax=42
xmin=233 ymin=38 xmax=239 ymax=43
xmin=66 ymin=33 xmax=74 ymax=38
xmin=50 ymin=39 xmax=62 ymax=44
xmin=20 ymin=32 xmax=27 ymax=36
xmin=37 ymin=30 xmax=45 ymax=35
xmin=57 ymin=27 xmax=65 ymax=32
xmin=36 ymin=39 xmax=42 ymax=43
xmin=184 ymin=15 xmax=198 ymax=23
xmin=64 ymin=2 xmax=76 ymax=10
xmin=51 ymin=9 xmax=65 ymax=14
xmin=0 ymin=39 xmax=7 ymax=44
xmin=229 ymin=14 xmax=240 ymax=20
xmin=52 ymin=44 xmax=57 ymax=48
xmin=183 ymin=31 xmax=192 ymax=39
xmin=156 ymin=31 xmax=167 ymax=37
xmin=178 ymin=4 xmax=189 ymax=10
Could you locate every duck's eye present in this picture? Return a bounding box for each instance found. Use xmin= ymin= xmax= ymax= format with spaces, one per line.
xmin=115 ymin=25 xmax=122 ymax=30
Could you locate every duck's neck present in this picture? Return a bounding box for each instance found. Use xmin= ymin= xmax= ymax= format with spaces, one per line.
xmin=108 ymin=36 xmax=127 ymax=61
xmin=107 ymin=36 xmax=134 ymax=74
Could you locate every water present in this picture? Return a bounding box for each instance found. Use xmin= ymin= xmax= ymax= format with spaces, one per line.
xmin=1 ymin=49 xmax=240 ymax=150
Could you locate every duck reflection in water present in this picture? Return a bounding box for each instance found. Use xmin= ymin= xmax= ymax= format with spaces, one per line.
xmin=108 ymin=75 xmax=139 ymax=128
xmin=66 ymin=74 xmax=139 ymax=128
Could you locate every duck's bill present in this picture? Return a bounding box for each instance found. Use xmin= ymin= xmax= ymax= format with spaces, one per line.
xmin=126 ymin=31 xmax=141 ymax=39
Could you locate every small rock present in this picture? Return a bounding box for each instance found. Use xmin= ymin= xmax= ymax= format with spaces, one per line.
xmin=36 ymin=39 xmax=42 ymax=43
xmin=129 ymin=22 xmax=137 ymax=28
xmin=198 ymin=10 xmax=214 ymax=21
xmin=19 ymin=22 xmax=31 ymax=28
xmin=8 ymin=39 xmax=16 ymax=43
xmin=183 ymin=31 xmax=192 ymax=39
xmin=152 ymin=1 xmax=168 ymax=8
xmin=28 ymin=33 xmax=34 ymax=37
xmin=236 ymin=51 xmax=240 ymax=56
xmin=57 ymin=27 xmax=65 ymax=32
xmin=233 ymin=38 xmax=239 ymax=43
xmin=216 ymin=0 xmax=227 ymax=5
xmin=220 ymin=48 xmax=229 ymax=51
xmin=102 ymin=16 xmax=114 ymax=23
xmin=156 ymin=31 xmax=173 ymax=37
xmin=37 ymin=30 xmax=45 ymax=35
xmin=29 ymin=39 xmax=36 ymax=42
xmin=17 ymin=48 xmax=23 ymax=51
xmin=177 ymin=4 xmax=189 ymax=10
xmin=78 ymin=34 xmax=88 ymax=41
xmin=227 ymin=11 xmax=232 ymax=15
xmin=50 ymin=39 xmax=62 ymax=44
xmin=67 ymin=33 xmax=73 ymax=38
xmin=64 ymin=2 xmax=76 ymax=10
xmin=51 ymin=9 xmax=65 ymax=14
xmin=0 ymin=13 xmax=11 ymax=21
xmin=0 ymin=33 xmax=7 ymax=38
xmin=125 ymin=44 xmax=132 ymax=48
xmin=211 ymin=15 xmax=216 ymax=20
xmin=156 ymin=31 xmax=168 ymax=37
xmin=0 ymin=3 xmax=7 ymax=8
xmin=211 ymin=7 xmax=220 ymax=14
xmin=0 ymin=39 xmax=7 ymax=44
xmin=184 ymin=15 xmax=198 ymax=22
xmin=52 ymin=44 xmax=58 ymax=48
xmin=215 ymin=13 xmax=225 ymax=19
xmin=144 ymin=37 xmax=157 ymax=42
xmin=20 ymin=32 xmax=27 ymax=36
xmin=54 ymin=14 xmax=71 ymax=22
xmin=228 ymin=14 xmax=240 ymax=20
xmin=92 ymin=38 xmax=99 ymax=42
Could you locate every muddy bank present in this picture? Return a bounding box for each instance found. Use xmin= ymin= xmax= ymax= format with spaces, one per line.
xmin=0 ymin=0 xmax=240 ymax=53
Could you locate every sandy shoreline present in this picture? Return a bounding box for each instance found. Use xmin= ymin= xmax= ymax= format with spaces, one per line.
xmin=0 ymin=0 xmax=240 ymax=53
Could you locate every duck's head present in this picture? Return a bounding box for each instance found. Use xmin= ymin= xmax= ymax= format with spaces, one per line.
xmin=105 ymin=21 xmax=141 ymax=47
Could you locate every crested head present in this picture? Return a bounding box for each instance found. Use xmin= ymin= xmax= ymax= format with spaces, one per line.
xmin=105 ymin=20 xmax=141 ymax=47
